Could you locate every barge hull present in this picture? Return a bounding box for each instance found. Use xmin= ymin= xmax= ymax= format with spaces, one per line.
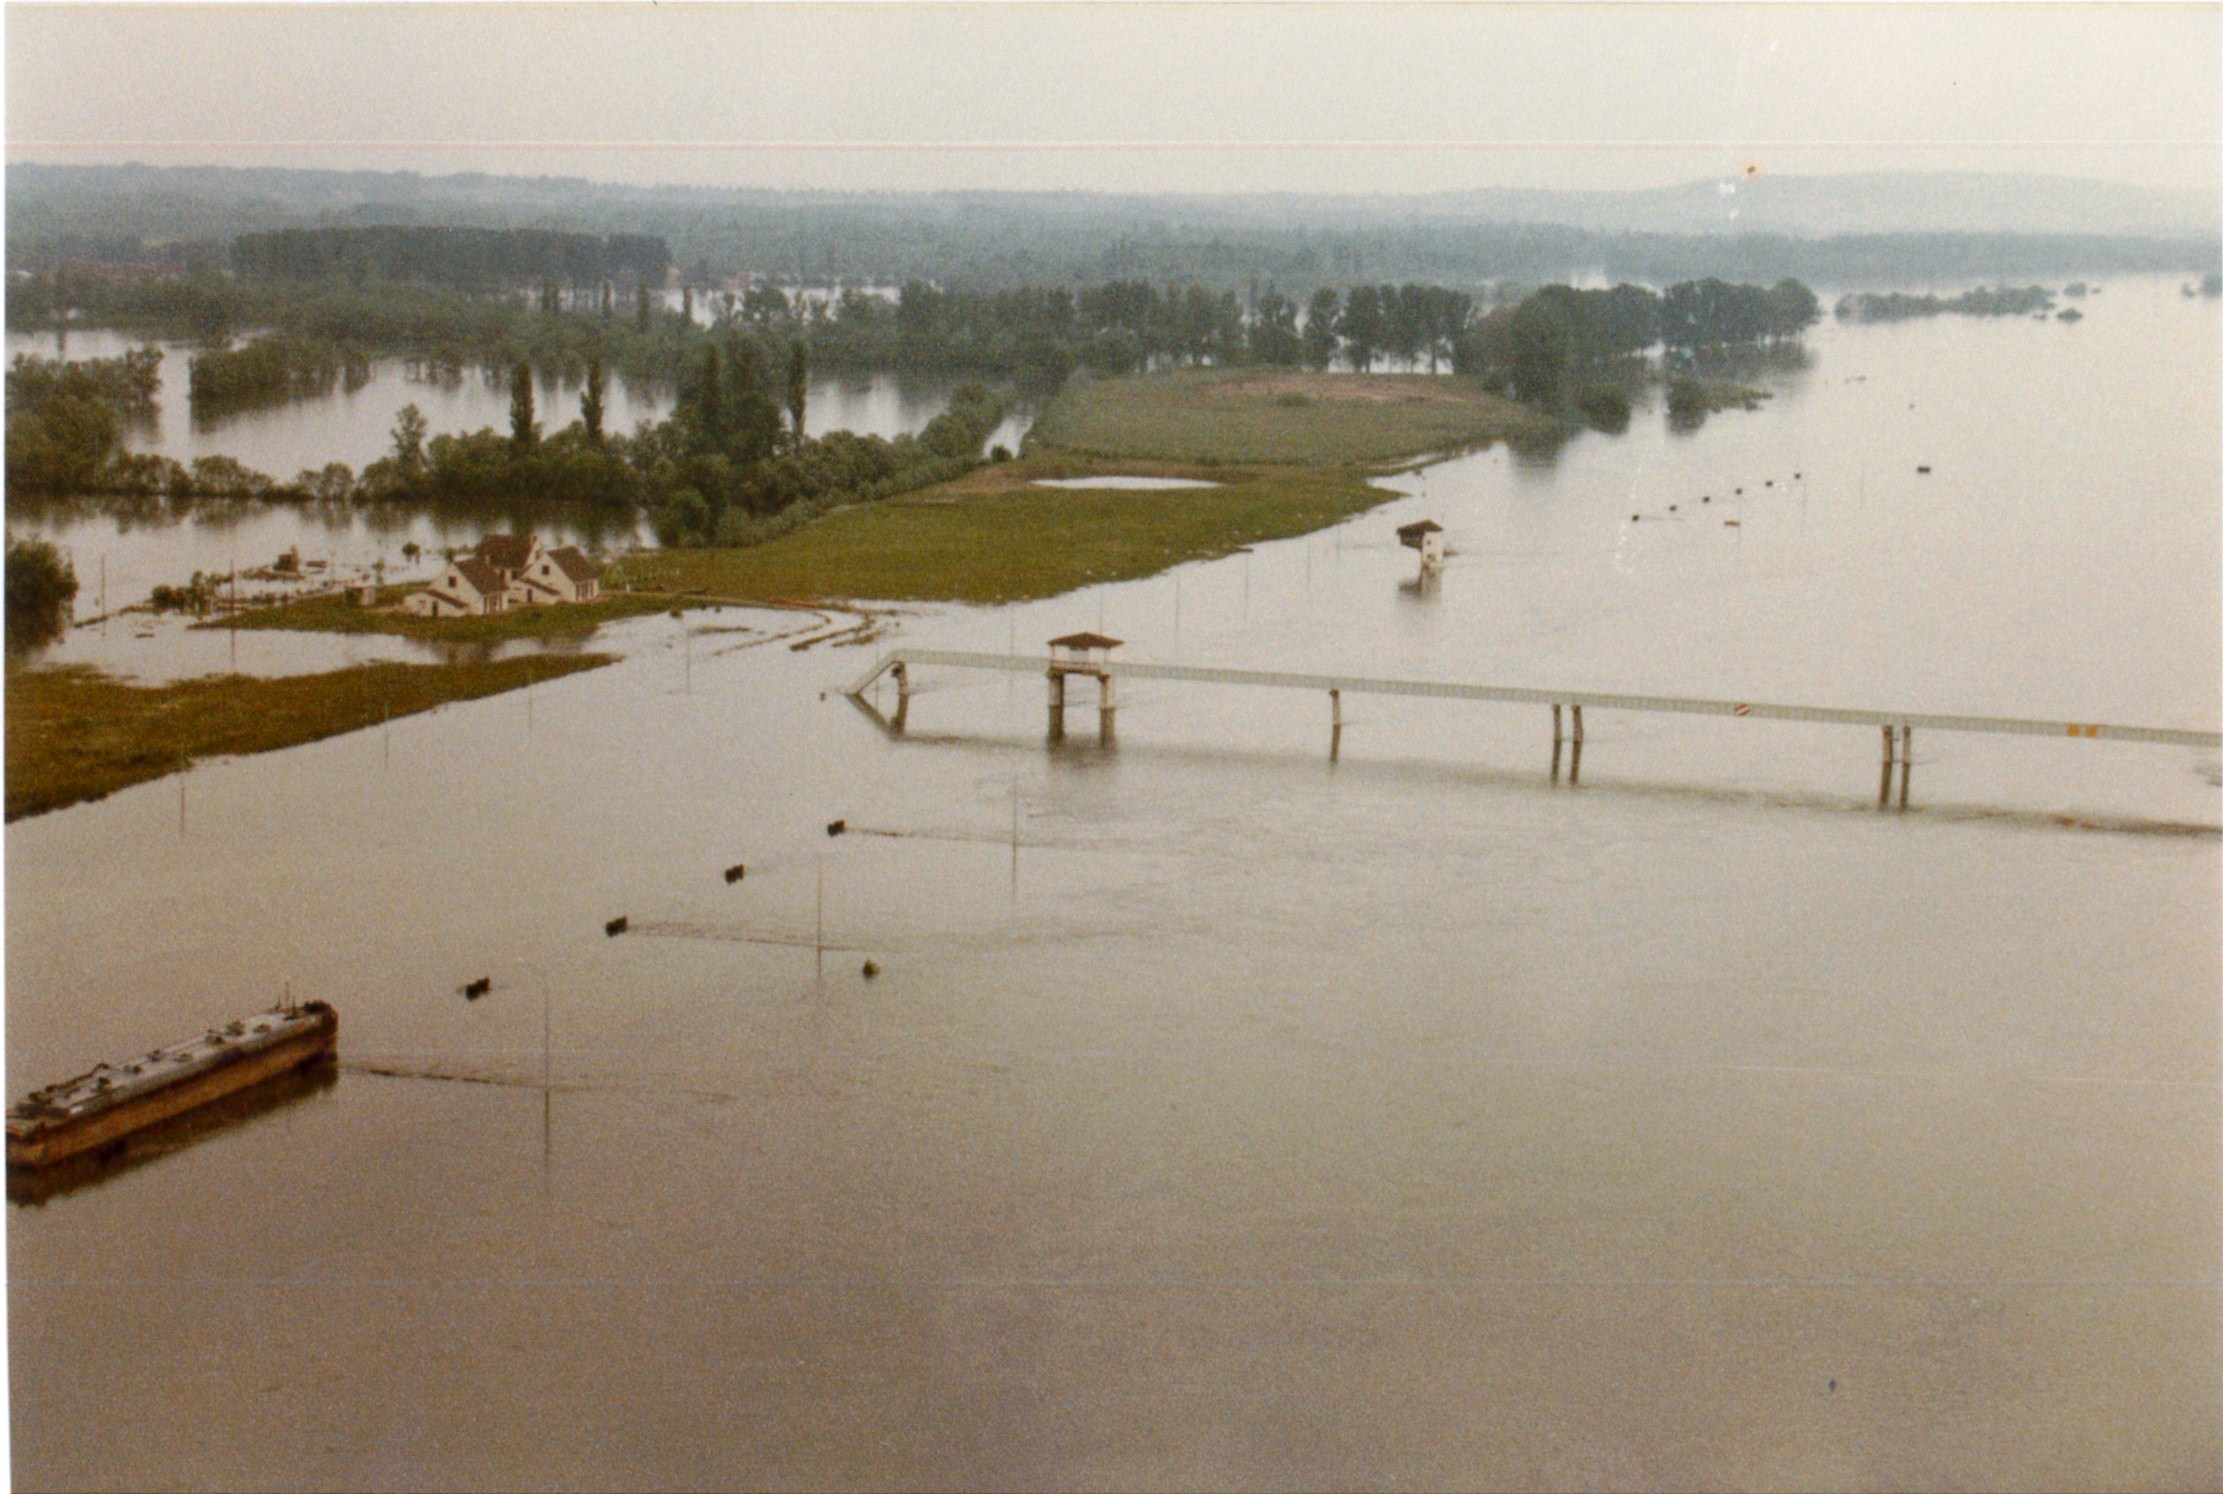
xmin=8 ymin=1018 xmax=336 ymax=1170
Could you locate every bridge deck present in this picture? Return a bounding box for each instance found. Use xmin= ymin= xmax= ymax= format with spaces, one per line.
xmin=847 ymin=649 xmax=2221 ymax=749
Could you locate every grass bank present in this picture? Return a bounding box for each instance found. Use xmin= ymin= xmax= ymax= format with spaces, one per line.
xmin=1027 ymin=368 xmax=1566 ymax=466
xmin=611 ymin=457 xmax=1392 ymax=605
xmin=202 ymin=587 xmax=694 ymax=642
xmin=6 ymin=653 xmax=612 ymax=821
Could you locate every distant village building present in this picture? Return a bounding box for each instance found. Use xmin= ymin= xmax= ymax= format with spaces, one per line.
xmin=399 ymin=533 xmax=603 ymax=616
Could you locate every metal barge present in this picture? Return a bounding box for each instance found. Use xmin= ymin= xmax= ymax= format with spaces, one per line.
xmin=6 ymin=1002 xmax=338 ymax=1170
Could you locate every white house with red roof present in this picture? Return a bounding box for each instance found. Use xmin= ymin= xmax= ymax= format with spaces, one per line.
xmin=399 ymin=533 xmax=606 ymax=617
xmin=507 ymin=544 xmax=603 ymax=605
xmin=402 ymin=556 xmax=511 ymax=617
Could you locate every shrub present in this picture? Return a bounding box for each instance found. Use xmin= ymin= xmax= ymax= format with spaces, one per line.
xmin=1665 ymin=377 xmax=1709 ymax=426
xmin=6 ymin=537 xmax=79 ymax=647
xmin=1577 ymin=385 xmax=1632 ymax=433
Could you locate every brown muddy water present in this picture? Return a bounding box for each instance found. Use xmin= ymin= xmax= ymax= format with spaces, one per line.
xmin=7 ymin=278 xmax=2219 ymax=1490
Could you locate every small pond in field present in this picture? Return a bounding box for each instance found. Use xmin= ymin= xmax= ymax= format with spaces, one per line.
xmin=1033 ymin=476 xmax=1224 ymax=490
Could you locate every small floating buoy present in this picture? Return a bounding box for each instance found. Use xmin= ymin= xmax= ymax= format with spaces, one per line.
xmin=1701 ymin=495 xmax=1710 ymax=503
xmin=1764 ymin=479 xmax=1773 ymax=487
xmin=826 ymin=819 xmax=847 ymax=837
xmin=605 ymin=916 xmax=629 ymax=938
xmin=1668 ymin=504 xmax=1678 ymax=512
xmin=723 ymin=863 xmax=747 ymax=884
xmin=1734 ymin=487 xmax=1744 ymax=494
xmin=1631 ymin=514 xmax=1641 ymax=522
xmin=861 ymin=960 xmax=880 ymax=979
xmin=1794 ymin=471 xmax=1802 ymax=479
xmin=1917 ymin=465 xmax=1931 ymax=474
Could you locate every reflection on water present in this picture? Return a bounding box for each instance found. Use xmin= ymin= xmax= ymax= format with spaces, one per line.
xmin=6 ymin=1062 xmax=339 ymax=1209
xmin=6 ymin=327 xmax=1014 ymax=476
xmin=7 ymin=279 xmax=2220 ymax=1489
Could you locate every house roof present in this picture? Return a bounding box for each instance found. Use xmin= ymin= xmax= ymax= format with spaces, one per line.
xmin=474 ymin=533 xmax=539 ymax=572
xmin=1396 ymin=519 xmax=1444 ymax=537
xmin=453 ymin=557 xmax=506 ymax=595
xmin=546 ymin=546 xmax=602 ymax=584
xmin=1048 ymin=632 xmax=1123 ymax=650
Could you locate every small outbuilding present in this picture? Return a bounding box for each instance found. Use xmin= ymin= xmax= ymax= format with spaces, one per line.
xmin=1046 ymin=633 xmax=1123 ymax=716
xmin=1048 ymin=632 xmax=1123 ymax=667
xmin=1397 ymin=519 xmax=1446 ymax=571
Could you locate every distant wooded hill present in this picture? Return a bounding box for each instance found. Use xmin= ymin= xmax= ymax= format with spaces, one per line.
xmin=7 ymin=163 xmax=2217 ymax=291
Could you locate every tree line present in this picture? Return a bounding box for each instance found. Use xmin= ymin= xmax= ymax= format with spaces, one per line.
xmin=231 ymin=227 xmax=671 ymax=291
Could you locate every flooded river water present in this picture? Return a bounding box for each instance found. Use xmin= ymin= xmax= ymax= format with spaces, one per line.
xmin=8 ymin=278 xmax=2219 ymax=1489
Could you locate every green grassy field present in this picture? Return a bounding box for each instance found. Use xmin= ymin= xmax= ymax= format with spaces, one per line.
xmin=610 ymin=458 xmax=1395 ymax=605
xmin=6 ymin=653 xmax=613 ymax=821
xmin=204 ymin=587 xmax=694 ymax=641
xmin=1026 ymin=368 xmax=1566 ymax=465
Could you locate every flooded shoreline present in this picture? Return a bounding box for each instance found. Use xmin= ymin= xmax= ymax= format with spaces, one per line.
xmin=8 ymin=275 xmax=2218 ymax=1489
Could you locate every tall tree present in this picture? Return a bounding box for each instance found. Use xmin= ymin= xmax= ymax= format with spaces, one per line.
xmin=509 ymin=363 xmax=538 ymax=450
xmin=786 ymin=341 xmax=809 ymax=444
xmin=1302 ymin=289 xmax=1340 ymax=371
xmin=581 ymin=358 xmax=606 ymax=445
xmin=390 ymin=403 xmax=429 ymax=471
xmin=1340 ymin=285 xmax=1385 ymax=372
xmin=636 ymin=279 xmax=652 ymax=332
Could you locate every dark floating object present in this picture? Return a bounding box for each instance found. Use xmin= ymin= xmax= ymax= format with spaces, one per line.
xmin=861 ymin=960 xmax=880 ymax=979
xmin=1917 ymin=465 xmax=1932 ymax=474
xmin=463 ymin=977 xmax=492 ymax=1000
xmin=605 ymin=916 xmax=629 ymax=938
xmin=1631 ymin=514 xmax=1641 ymax=522
xmin=723 ymin=863 xmax=747 ymax=884
xmin=1724 ymin=519 xmax=1741 ymax=528
xmin=1764 ymin=479 xmax=1773 ymax=487
xmin=1668 ymin=503 xmax=1678 ymax=512
xmin=826 ymin=819 xmax=847 ymax=837
xmin=1794 ymin=471 xmax=1802 ymax=479
xmin=1734 ymin=486 xmax=1744 ymax=494
xmin=1701 ymin=495 xmax=1711 ymax=503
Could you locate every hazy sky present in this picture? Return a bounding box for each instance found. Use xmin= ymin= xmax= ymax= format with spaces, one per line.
xmin=7 ymin=3 xmax=2219 ymax=196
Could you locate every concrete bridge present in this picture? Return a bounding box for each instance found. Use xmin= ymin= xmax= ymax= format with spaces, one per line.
xmin=846 ymin=644 xmax=2222 ymax=806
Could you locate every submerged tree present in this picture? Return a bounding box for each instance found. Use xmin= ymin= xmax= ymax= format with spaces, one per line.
xmin=581 ymin=357 xmax=606 ymax=445
xmin=509 ymin=363 xmax=538 ymax=450
xmin=6 ymin=536 xmax=78 ymax=649
xmin=389 ymin=403 xmax=429 ymax=472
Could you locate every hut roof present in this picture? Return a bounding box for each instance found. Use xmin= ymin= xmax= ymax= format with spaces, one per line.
xmin=1396 ymin=519 xmax=1444 ymax=537
xmin=1048 ymin=632 xmax=1123 ymax=650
